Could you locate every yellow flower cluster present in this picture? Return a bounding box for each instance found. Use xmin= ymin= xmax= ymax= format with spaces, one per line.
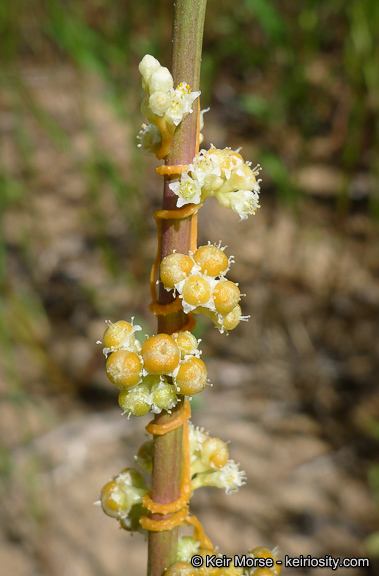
xmin=160 ymin=243 xmax=249 ymax=333
xmin=100 ymin=320 xmax=208 ymax=416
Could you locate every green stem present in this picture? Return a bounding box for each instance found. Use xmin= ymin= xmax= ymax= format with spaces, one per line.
xmin=147 ymin=1 xmax=207 ymax=575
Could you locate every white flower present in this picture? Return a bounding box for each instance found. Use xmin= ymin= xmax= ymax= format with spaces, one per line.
xmin=169 ymin=172 xmax=202 ymax=207
xmin=137 ymin=123 xmax=162 ymax=154
xmin=166 ymin=83 xmax=201 ymax=127
xmin=189 ymin=156 xmax=221 ymax=188
xmin=217 ymin=189 xmax=260 ymax=220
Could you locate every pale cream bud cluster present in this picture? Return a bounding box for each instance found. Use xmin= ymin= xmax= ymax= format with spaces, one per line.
xmin=169 ymin=145 xmax=261 ymax=220
xmin=98 ymin=467 xmax=148 ymax=533
xmin=189 ymin=423 xmax=246 ymax=495
xmin=100 ymin=320 xmax=208 ymax=416
xmin=160 ymin=243 xmax=249 ymax=333
xmin=137 ymin=54 xmax=200 ymax=155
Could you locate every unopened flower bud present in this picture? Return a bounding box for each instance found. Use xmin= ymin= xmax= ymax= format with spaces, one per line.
xmin=118 ymin=380 xmax=152 ymax=417
xmin=193 ymin=244 xmax=229 ymax=277
xmin=174 ymin=357 xmax=208 ymax=396
xmin=103 ymin=320 xmax=133 ymax=348
xmin=106 ymin=350 xmax=142 ymax=388
xmin=212 ymin=281 xmax=240 ymax=315
xmin=139 ymin=54 xmax=161 ymax=84
xmin=181 ymin=275 xmax=212 ymax=308
xmin=201 ymin=437 xmax=229 ymax=469
xmin=149 ymin=91 xmax=171 ymax=116
xmin=148 ymin=67 xmax=174 ymax=94
xmin=173 ymin=331 xmax=199 ymax=358
xmin=141 ymin=334 xmax=180 ymax=375
xmin=160 ymin=253 xmax=194 ymax=289
xmin=100 ymin=468 xmax=148 ymax=520
xmin=221 ymin=305 xmax=248 ymax=331
xmin=151 ymin=378 xmax=178 ymax=413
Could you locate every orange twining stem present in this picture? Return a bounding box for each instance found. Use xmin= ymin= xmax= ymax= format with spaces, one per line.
xmin=149 ymin=298 xmax=182 ymax=316
xmin=186 ymin=515 xmax=214 ymax=551
xmin=139 ymin=505 xmax=189 ymax=532
xmin=146 ymin=399 xmax=191 ymax=436
xmin=140 ymin=401 xmax=192 ymax=532
xmin=156 ymin=164 xmax=189 ymax=176
xmin=155 ymin=203 xmax=203 ymax=221
xmin=143 ymin=414 xmax=191 ymax=514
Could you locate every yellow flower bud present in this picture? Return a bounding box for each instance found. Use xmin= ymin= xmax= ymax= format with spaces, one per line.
xmin=173 ymin=331 xmax=199 ymax=357
xmin=182 ymin=275 xmax=212 ymax=307
xmin=160 ymin=253 xmax=194 ymax=289
xmin=141 ymin=334 xmax=180 ymax=375
xmin=106 ymin=350 xmax=142 ymax=388
xmin=193 ymin=245 xmax=229 ymax=277
xmin=175 ymin=357 xmax=208 ymax=396
xmin=201 ymin=437 xmax=229 ymax=469
xmin=103 ymin=320 xmax=133 ymax=348
xmin=100 ymin=480 xmax=122 ymax=518
xmin=221 ymin=305 xmax=243 ymax=331
xmin=212 ymin=281 xmax=240 ymax=315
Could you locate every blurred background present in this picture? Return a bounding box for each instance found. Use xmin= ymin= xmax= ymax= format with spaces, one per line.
xmin=0 ymin=1 xmax=378 ymax=575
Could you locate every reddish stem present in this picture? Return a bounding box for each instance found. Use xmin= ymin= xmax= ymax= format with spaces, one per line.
xmin=147 ymin=1 xmax=207 ymax=575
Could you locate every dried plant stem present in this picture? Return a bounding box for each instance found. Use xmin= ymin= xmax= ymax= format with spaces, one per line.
xmin=147 ymin=1 xmax=207 ymax=575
